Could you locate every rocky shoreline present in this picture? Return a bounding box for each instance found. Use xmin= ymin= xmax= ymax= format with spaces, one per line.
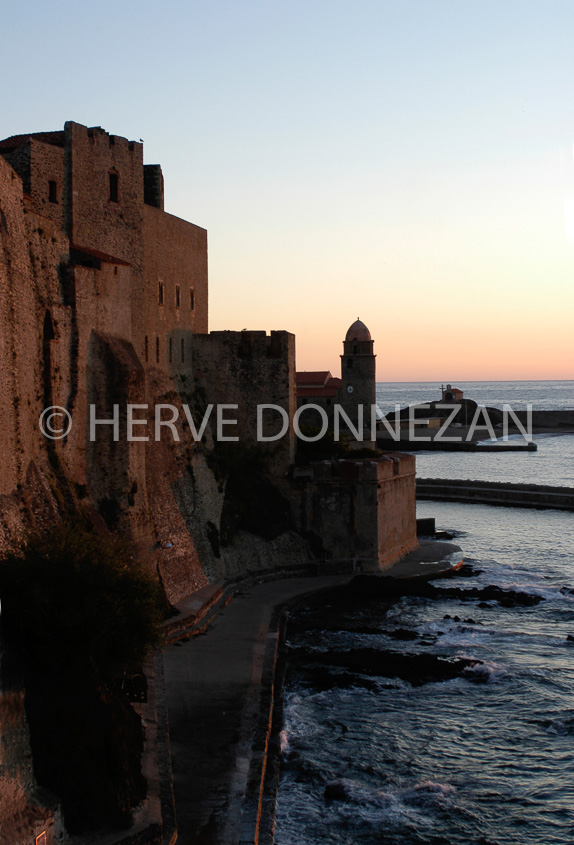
xmin=262 ymin=560 xmax=551 ymax=844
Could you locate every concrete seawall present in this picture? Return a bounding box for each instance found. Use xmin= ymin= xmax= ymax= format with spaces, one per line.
xmin=416 ymin=478 xmax=574 ymax=511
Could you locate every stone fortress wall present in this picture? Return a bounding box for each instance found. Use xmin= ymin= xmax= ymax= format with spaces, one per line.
xmin=0 ymin=121 xmax=418 ymax=843
xmin=0 ymin=123 xmax=214 ymax=601
xmin=294 ymin=452 xmax=417 ymax=571
xmin=0 ymin=117 xmax=418 ymax=602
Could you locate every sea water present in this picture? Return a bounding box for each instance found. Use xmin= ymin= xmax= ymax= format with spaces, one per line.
xmin=375 ymin=380 xmax=574 ymax=415
xmin=274 ymin=382 xmax=574 ymax=845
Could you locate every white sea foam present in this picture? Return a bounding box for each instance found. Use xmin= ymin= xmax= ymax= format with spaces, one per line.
xmin=323 ymin=776 xmax=457 ymax=828
xmin=279 ymin=729 xmax=289 ymax=753
xmin=461 ymin=659 xmax=505 ymax=682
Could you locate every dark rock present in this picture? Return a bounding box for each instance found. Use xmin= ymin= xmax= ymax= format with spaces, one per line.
xmin=456 ymin=563 xmax=484 ymax=578
xmin=325 ymin=780 xmax=350 ymax=801
xmin=386 ymin=628 xmax=419 ymax=641
xmin=349 ymin=574 xmax=543 ymax=608
xmin=288 ymin=646 xmax=482 ymax=687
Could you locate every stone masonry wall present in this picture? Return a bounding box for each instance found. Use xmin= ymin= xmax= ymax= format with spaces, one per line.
xmin=298 ymin=460 xmax=380 ymax=569
xmin=192 ymin=330 xmax=296 ymax=475
xmin=143 ymin=204 xmax=208 ymax=375
xmin=29 ymin=139 xmax=65 ymax=229
xmin=0 ymin=156 xmax=70 ymax=548
xmin=65 ymin=122 xmax=146 ymax=356
xmin=296 ymin=454 xmax=418 ymax=571
xmin=376 ymin=453 xmax=418 ymax=568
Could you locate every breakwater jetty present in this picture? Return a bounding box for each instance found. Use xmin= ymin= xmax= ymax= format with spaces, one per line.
xmin=416 ymin=478 xmax=574 ymax=511
xmin=377 ymin=438 xmax=538 ymax=452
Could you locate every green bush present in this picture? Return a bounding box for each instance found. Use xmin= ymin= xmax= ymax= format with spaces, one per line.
xmin=0 ymin=519 xmax=164 ymax=680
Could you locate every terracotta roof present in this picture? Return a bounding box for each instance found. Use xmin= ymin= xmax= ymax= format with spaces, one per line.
xmin=298 ymin=385 xmax=339 ymax=398
xmin=0 ymin=131 xmax=65 ymax=152
xmin=296 ymin=371 xmax=332 ymax=387
xmin=297 ymin=375 xmax=341 ymax=398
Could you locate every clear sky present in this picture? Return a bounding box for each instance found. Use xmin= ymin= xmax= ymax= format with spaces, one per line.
xmin=2 ymin=0 xmax=574 ymax=381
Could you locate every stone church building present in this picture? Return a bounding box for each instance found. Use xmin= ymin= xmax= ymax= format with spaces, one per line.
xmin=296 ymin=318 xmax=376 ymax=433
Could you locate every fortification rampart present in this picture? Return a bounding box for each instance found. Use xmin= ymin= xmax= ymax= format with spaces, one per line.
xmin=143 ymin=204 xmax=208 ymax=373
xmin=0 ymin=121 xmax=421 ymax=844
xmin=295 ymin=454 xmax=418 ymax=571
xmin=0 ymin=125 xmax=303 ymax=605
xmin=192 ymin=330 xmax=296 ymax=474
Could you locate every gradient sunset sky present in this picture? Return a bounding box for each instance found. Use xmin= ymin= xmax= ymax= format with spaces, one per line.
xmin=2 ymin=0 xmax=574 ymax=381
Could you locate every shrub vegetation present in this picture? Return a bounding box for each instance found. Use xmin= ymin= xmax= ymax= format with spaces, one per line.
xmin=0 ymin=518 xmax=164 ymax=680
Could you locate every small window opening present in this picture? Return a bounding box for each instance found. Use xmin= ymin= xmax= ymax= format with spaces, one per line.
xmin=189 ymin=288 xmax=195 ymax=311
xmin=181 ymin=338 xmax=185 ymax=363
xmin=169 ymin=337 xmax=173 ymax=363
xmin=114 ymin=265 xmax=118 ymax=276
xmin=144 ymin=336 xmax=148 ymax=363
xmin=48 ymin=180 xmax=58 ymax=203
xmin=158 ymin=281 xmax=164 ymax=305
xmin=353 ymin=344 xmax=358 ymax=354
xmin=156 ymin=337 xmax=160 ymax=363
xmin=109 ymin=172 xmax=119 ymax=203
xmin=175 ymin=285 xmax=181 ymax=308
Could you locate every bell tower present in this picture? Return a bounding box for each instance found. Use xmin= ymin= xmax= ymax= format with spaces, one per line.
xmin=340 ymin=318 xmax=376 ymax=426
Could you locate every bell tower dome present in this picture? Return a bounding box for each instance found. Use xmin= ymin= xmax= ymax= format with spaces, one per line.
xmin=340 ymin=318 xmax=376 ymax=426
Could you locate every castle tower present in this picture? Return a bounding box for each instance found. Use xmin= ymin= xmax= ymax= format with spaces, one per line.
xmin=340 ymin=318 xmax=376 ymax=426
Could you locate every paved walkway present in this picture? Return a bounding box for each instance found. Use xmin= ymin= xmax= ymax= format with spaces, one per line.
xmin=163 ymin=575 xmax=353 ymax=844
xmin=162 ymin=541 xmax=462 ymax=844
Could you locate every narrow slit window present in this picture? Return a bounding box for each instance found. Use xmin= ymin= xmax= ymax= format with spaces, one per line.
xmin=109 ymin=172 xmax=119 ymax=203
xmin=175 ymin=285 xmax=181 ymax=308
xmin=156 ymin=337 xmax=160 ymax=363
xmin=189 ymin=288 xmax=195 ymax=311
xmin=144 ymin=336 xmax=149 ymax=363
xmin=158 ymin=281 xmax=164 ymax=305
xmin=48 ymin=180 xmax=58 ymax=203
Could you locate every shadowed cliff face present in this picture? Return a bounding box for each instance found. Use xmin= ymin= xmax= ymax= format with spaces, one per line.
xmin=206 ymin=442 xmax=293 ymax=547
xmin=24 ymin=675 xmax=146 ymax=834
xmin=0 ymin=522 xmax=165 ymax=835
xmin=221 ymin=473 xmax=293 ymax=546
